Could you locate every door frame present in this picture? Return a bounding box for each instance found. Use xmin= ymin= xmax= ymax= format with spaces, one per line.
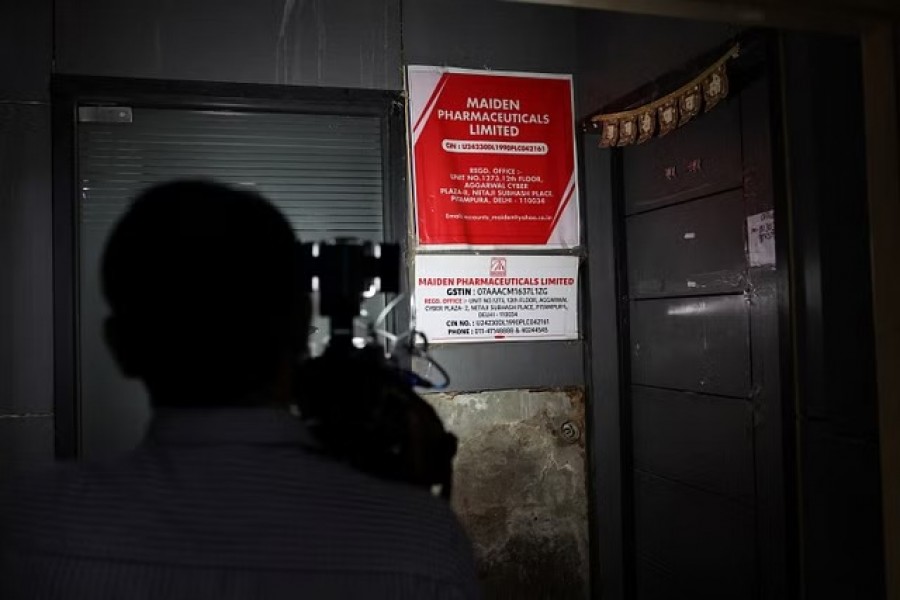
xmin=50 ymin=76 xmax=408 ymax=458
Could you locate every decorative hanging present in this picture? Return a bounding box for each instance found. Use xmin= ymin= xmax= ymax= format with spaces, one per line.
xmin=637 ymin=109 xmax=656 ymax=144
xmin=657 ymin=98 xmax=680 ymax=137
xmin=679 ymin=84 xmax=702 ymax=125
xmin=600 ymin=119 xmax=618 ymax=147
xmin=703 ymin=63 xmax=730 ymax=112
xmin=616 ymin=115 xmax=638 ymax=146
xmin=587 ymin=44 xmax=740 ymax=147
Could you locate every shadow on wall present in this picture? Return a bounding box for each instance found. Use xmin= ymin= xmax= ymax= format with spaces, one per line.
xmin=425 ymin=388 xmax=589 ymax=600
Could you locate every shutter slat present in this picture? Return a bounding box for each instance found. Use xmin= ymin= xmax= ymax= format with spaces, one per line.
xmin=78 ymin=107 xmax=384 ymax=242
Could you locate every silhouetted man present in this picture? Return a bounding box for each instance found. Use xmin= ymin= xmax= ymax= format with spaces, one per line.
xmin=0 ymin=181 xmax=479 ymax=599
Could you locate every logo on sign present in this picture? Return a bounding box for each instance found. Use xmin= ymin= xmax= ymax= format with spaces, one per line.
xmin=490 ymin=257 xmax=507 ymax=277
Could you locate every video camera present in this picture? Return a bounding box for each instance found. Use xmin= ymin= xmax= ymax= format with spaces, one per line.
xmin=294 ymin=239 xmax=457 ymax=498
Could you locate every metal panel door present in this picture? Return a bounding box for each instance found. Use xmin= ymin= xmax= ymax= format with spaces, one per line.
xmin=619 ymin=68 xmax=787 ymax=599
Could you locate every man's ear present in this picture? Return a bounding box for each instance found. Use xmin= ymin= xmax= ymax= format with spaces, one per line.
xmin=104 ymin=316 xmax=142 ymax=378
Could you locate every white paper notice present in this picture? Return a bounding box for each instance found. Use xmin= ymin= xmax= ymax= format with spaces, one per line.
xmin=747 ymin=210 xmax=776 ymax=267
xmin=414 ymin=254 xmax=579 ymax=343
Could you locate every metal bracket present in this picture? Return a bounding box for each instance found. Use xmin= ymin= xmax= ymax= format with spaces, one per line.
xmin=78 ymin=106 xmax=133 ymax=124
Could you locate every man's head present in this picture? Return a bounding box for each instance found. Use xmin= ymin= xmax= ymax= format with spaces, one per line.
xmin=102 ymin=180 xmax=308 ymax=407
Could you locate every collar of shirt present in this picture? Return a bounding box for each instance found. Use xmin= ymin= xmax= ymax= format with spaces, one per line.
xmin=145 ymin=407 xmax=315 ymax=447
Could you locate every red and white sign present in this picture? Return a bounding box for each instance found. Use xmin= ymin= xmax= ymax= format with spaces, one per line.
xmin=408 ymin=66 xmax=579 ymax=249
xmin=414 ymin=254 xmax=579 ymax=343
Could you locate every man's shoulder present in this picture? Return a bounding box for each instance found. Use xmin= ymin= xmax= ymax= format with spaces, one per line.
xmin=1 ymin=461 xmax=84 ymax=509
xmin=0 ymin=459 xmax=124 ymax=532
xmin=0 ymin=457 xmax=481 ymax=598
xmin=0 ymin=462 xmax=85 ymax=556
xmin=0 ymin=450 xmax=477 ymax=586
xmin=258 ymin=450 xmax=477 ymax=576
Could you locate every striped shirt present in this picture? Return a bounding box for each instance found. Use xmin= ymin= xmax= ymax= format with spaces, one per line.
xmin=0 ymin=408 xmax=479 ymax=599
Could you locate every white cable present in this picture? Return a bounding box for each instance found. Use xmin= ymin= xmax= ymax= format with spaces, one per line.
xmin=375 ymin=293 xmax=406 ymax=328
xmin=375 ymin=329 xmax=398 ymax=342
xmin=373 ymin=329 xmax=398 ymax=356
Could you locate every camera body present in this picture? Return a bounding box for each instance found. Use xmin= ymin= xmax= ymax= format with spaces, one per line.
xmin=298 ymin=239 xmax=401 ymax=350
xmin=295 ymin=239 xmax=456 ymax=498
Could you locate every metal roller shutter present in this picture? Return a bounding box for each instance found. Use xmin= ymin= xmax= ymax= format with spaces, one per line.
xmin=77 ymin=106 xmax=385 ymax=458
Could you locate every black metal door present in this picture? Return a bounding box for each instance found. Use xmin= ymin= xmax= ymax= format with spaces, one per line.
xmin=618 ymin=59 xmax=788 ymax=599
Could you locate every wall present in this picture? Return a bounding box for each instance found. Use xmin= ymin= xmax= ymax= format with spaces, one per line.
xmin=782 ymin=32 xmax=885 ymax=598
xmin=404 ymin=0 xmax=585 ymax=392
xmin=403 ymin=2 xmax=589 ymax=596
xmin=55 ymin=0 xmax=403 ymax=90
xmin=576 ymin=10 xmax=739 ymax=115
xmin=0 ymin=0 xmax=55 ymax=473
xmin=509 ymin=0 xmax=900 ymax=25
xmin=3 ymin=1 xmax=585 ymax=428
xmin=1 ymin=0 xmax=591 ymax=597
xmin=1 ymin=0 xmax=405 ymax=470
xmin=426 ymin=389 xmax=589 ymax=599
